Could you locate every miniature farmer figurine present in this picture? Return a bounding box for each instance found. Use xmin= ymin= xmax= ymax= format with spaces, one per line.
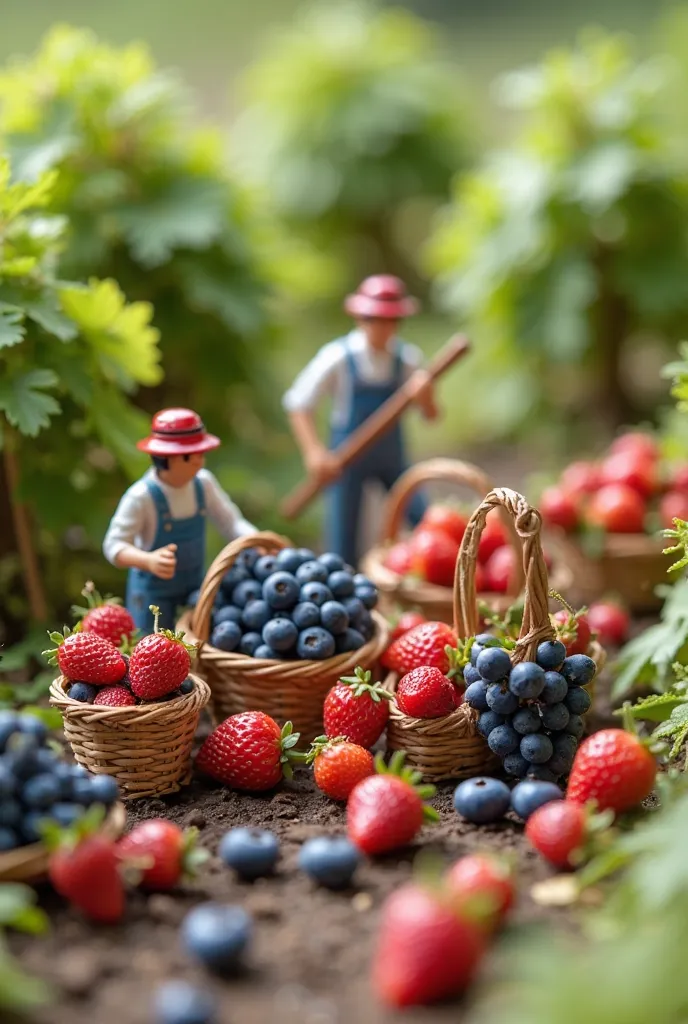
xmin=103 ymin=408 xmax=255 ymax=633
xmin=283 ymin=275 xmax=438 ymax=565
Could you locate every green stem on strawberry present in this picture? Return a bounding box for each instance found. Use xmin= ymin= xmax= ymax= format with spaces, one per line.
xmin=305 ymin=734 xmax=347 ymax=764
xmin=278 ymin=721 xmax=309 ymax=779
xmin=71 ymin=580 xmax=125 ymax=620
xmin=42 ymin=624 xmax=80 ymax=665
xmin=339 ymin=666 xmax=391 ymax=703
xmin=41 ymin=803 xmax=108 ymax=852
xmin=147 ymin=604 xmax=198 ymax=657
xmin=374 ymin=751 xmax=439 ymax=823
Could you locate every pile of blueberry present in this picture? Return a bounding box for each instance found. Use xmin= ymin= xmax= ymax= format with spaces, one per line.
xmin=0 ymin=711 xmax=120 ymax=852
xmin=464 ymin=635 xmax=595 ymax=783
xmin=189 ymin=548 xmax=379 ymax=661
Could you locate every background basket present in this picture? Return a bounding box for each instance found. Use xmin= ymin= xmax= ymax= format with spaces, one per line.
xmin=178 ymin=531 xmax=389 ymax=745
xmin=49 ymin=674 xmax=210 ymax=800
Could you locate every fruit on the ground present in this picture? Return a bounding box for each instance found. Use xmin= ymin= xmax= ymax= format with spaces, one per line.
xmin=93 ymin=685 xmax=136 ymax=707
xmin=587 ymin=483 xmax=646 ymax=534
xmin=73 ymin=583 xmax=136 ymax=647
xmin=118 ymin=819 xmax=207 ymax=890
xmin=446 ymin=854 xmax=515 ymax=929
xmin=372 ymin=882 xmax=485 ymax=1007
xmin=129 ymin=615 xmax=195 ymax=700
xmin=510 ymin=779 xmax=562 ymax=820
xmin=218 ymin=827 xmax=279 ymax=880
xmin=410 ymin=529 xmax=459 ymax=588
xmin=195 ymin=713 xmax=302 ymax=792
xmin=396 ymin=666 xmax=460 ymax=719
xmin=587 ymin=602 xmax=629 ymax=646
xmin=390 ymin=610 xmax=426 ymax=642
xmin=384 ymin=541 xmax=414 ymax=575
xmin=298 ymin=836 xmax=361 ymax=889
xmin=153 ymin=980 xmax=217 ymax=1024
xmin=181 ymin=903 xmax=252 ymax=974
xmin=453 ymin=777 xmax=510 ymax=824
xmin=599 ymin=450 xmax=657 ymax=499
xmin=566 ymin=728 xmax=657 ymax=813
xmin=49 ymin=830 xmax=124 ymax=923
xmin=525 ymin=800 xmax=587 ymax=869
xmin=483 ymin=544 xmax=518 ymax=593
xmin=420 ymin=505 xmax=468 ymax=545
xmin=381 ymin=621 xmax=457 ymax=675
xmin=477 ymin=511 xmax=507 ymax=564
xmin=552 ymin=609 xmax=592 ymax=657
xmin=308 ymin=737 xmax=374 ymax=800
xmin=347 ymin=752 xmax=437 ymax=855
xmin=44 ymin=628 xmax=126 ymax=686
xmin=540 ymin=486 xmax=579 ymax=532
xmin=660 ymin=489 xmax=688 ymax=530
xmin=322 ymin=667 xmax=390 ymax=748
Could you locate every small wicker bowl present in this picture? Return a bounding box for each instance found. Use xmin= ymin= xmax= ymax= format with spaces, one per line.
xmin=49 ymin=674 xmax=210 ymax=800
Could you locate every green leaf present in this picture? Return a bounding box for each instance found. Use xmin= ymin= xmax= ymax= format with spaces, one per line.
xmin=621 ymin=692 xmax=688 ymax=723
xmin=652 ymin=703 xmax=688 ymax=760
xmin=23 ymin=295 xmax=78 ymax=342
xmin=0 ymin=305 xmax=25 ymax=349
xmin=88 ymin=386 xmax=151 ymax=479
xmin=0 ymin=368 xmax=60 ymax=436
xmin=0 ymin=884 xmax=48 ymax=933
xmin=613 ymin=580 xmax=688 ymax=698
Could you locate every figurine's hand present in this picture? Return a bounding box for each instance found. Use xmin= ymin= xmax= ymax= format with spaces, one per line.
xmin=306 ymin=446 xmax=341 ymax=484
xmin=147 ymin=544 xmax=178 ymax=580
xmin=412 ymin=371 xmax=439 ymax=420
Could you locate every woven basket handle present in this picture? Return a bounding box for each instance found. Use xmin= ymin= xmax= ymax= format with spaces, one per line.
xmin=191 ymin=531 xmax=290 ymax=643
xmin=453 ymin=488 xmax=555 ymax=662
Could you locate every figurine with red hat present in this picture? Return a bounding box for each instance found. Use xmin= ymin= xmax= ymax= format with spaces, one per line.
xmin=103 ymin=408 xmax=255 ymax=633
xmin=283 ymin=275 xmax=438 ymax=565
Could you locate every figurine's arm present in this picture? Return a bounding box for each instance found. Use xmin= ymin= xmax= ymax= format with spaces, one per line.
xmin=103 ymin=485 xmax=177 ymax=579
xmin=200 ymin=471 xmax=257 ymax=539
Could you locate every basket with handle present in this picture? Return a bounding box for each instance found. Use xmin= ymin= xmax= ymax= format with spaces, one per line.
xmin=177 ymin=531 xmax=389 ymax=745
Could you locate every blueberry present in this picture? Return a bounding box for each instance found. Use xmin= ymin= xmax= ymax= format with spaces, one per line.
xmin=253 ymin=555 xmax=278 ymax=582
xmin=485 ymin=684 xmax=518 ymax=715
xmin=357 ymin=610 xmax=375 ymax=641
xmin=320 ymin=601 xmax=349 ymax=636
xmin=565 ymin=686 xmax=592 ymax=716
xmin=52 ymin=762 xmax=76 ymax=800
xmin=0 ymin=827 xmax=18 ymax=851
xmin=299 ymin=582 xmax=332 ymax=607
xmin=0 ymin=800 xmax=21 ymax=828
xmin=5 ymin=737 xmax=41 ymax=781
xmin=237 ymin=633 xmax=260 ymax=657
xmin=297 ymin=627 xmax=335 ymax=661
xmin=565 ymin=714 xmax=586 ymax=739
xmin=263 ymin=572 xmax=300 ymax=610
xmin=235 ymin=548 xmax=259 ymax=572
xmin=220 ymin=565 xmax=249 ymax=598
xmin=462 ymin=664 xmax=481 ymax=687
xmin=0 ymin=763 xmax=14 ymax=799
xmin=526 ymin=765 xmax=559 ymax=783
xmin=275 ymin=548 xmax=311 ymax=574
xmin=470 ymin=643 xmax=485 ymax=667
xmin=548 ymin=734 xmax=579 ymax=775
xmin=210 ymin=621 xmax=241 ymax=653
xmin=88 ymin=774 xmax=120 ymax=806
xmin=475 ymin=632 xmax=496 ymax=645
xmin=512 ymin=707 xmax=541 ymax=735
xmin=292 ymin=602 xmax=321 ymax=630
xmin=254 ymin=644 xmax=281 ymax=660
xmin=180 ymin=677 xmax=195 ymax=695
xmin=536 ymin=640 xmax=567 ymax=671
xmin=476 ymin=647 xmax=511 ymax=683
xmin=262 ymin=618 xmax=298 ymax=653
xmin=327 ymin=571 xmax=355 ymax=599
xmin=69 ymin=682 xmax=98 ymax=703
xmin=508 ymin=662 xmax=545 ymax=700
xmin=297 ymin=547 xmax=317 ymax=563
xmin=453 ymin=777 xmax=511 ymax=824
xmin=72 ymin=777 xmax=98 ymax=805
xmin=298 ymin=836 xmax=361 ymax=889
xmin=465 ymin=681 xmax=490 ymax=712
xmin=342 ymin=596 xmax=365 ymax=626
xmin=477 ymin=710 xmax=505 ymax=737
xmin=561 ymin=654 xmax=596 ymax=687
xmin=319 ymin=553 xmax=345 ymax=573
xmin=354 ymin=583 xmax=378 ymax=609
xmin=36 ymin=748 xmax=57 ymax=772
xmin=0 ymin=712 xmax=20 ymax=753
xmin=231 ymin=579 xmax=262 ymax=609
xmin=487 ymin=724 xmax=520 ymax=757
xmin=20 ymin=811 xmax=45 ymax=844
xmin=511 ymin=780 xmax=563 ymax=820
xmin=541 ymin=703 xmax=570 ymax=731
xmin=181 ymin=903 xmax=252 ymax=974
xmin=520 ymin=733 xmax=554 ymax=764
xmin=541 ymin=671 xmax=568 ymax=705
xmin=50 ymin=803 xmax=84 ymax=828
xmin=503 ymin=752 xmax=529 ymax=778
xmin=295 ymin=560 xmax=329 ymax=585
xmin=335 ymin=628 xmax=366 ymax=654
xmin=17 ymin=715 xmax=48 ymax=743
xmin=22 ymin=773 xmax=61 ymax=809
xmin=187 ymin=589 xmax=201 ymax=609
xmin=241 ymin=600 xmax=271 ymax=632
xmin=154 ymin=980 xmax=217 ymax=1024
xmin=214 ymin=605 xmax=242 ymax=627
xmin=219 ymin=827 xmax=280 ymax=880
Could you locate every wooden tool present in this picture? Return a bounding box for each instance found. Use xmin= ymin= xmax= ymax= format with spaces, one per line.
xmin=280 ymin=333 xmax=471 ymax=519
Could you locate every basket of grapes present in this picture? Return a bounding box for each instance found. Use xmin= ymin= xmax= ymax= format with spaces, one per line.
xmin=177 ymin=532 xmax=389 ymax=745
xmin=381 ymin=488 xmax=599 ymax=784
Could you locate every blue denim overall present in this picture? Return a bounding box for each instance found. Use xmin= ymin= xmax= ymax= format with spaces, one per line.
xmin=125 ymin=476 xmax=206 ymax=634
xmin=326 ymin=340 xmax=426 ymax=566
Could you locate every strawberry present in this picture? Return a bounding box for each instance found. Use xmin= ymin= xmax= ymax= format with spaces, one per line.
xmin=323 ymin=667 xmax=391 ymax=748
xmin=307 ymin=736 xmax=375 ymax=801
xmin=420 ymin=505 xmax=468 ymax=545
xmin=347 ymin=751 xmax=438 ymax=855
xmin=72 ymin=581 xmax=135 ymax=648
xmin=560 ymin=460 xmax=602 ymax=499
xmin=44 ymin=626 xmax=126 ymax=686
xmin=587 ymin=602 xmax=629 ymax=647
xmin=118 ymin=819 xmax=208 ymax=890
xmin=552 ymin=607 xmax=591 ymax=656
xmin=477 ymin=511 xmax=507 ymax=564
xmin=483 ymin=544 xmax=517 ymax=593
xmin=381 ymin=621 xmax=457 ymax=675
xmin=660 ymin=489 xmax=688 ymax=530
xmin=540 ymin=486 xmax=579 ymax=532
xmin=390 ymin=610 xmax=426 ymax=642
xmin=396 ymin=666 xmax=461 ymax=719
xmin=525 ymin=800 xmax=587 ymax=869
xmin=410 ymin=529 xmax=459 ymax=588
xmin=129 ymin=606 xmax=196 ymax=700
xmin=446 ymin=854 xmax=514 ymax=931
xmin=566 ymin=728 xmax=656 ymax=814
xmin=47 ymin=808 xmax=125 ymax=923
xmin=196 ymin=712 xmax=302 ymax=791
xmin=93 ymin=686 xmax=136 ymax=707
xmin=384 ymin=541 xmax=414 ymax=575
xmin=372 ymin=881 xmax=485 ymax=1007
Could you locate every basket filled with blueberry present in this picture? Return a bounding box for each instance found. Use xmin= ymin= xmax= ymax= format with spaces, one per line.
xmin=177 ymin=531 xmax=389 ymax=744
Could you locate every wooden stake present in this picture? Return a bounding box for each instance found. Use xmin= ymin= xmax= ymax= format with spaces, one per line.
xmin=3 ymin=430 xmax=48 ymax=622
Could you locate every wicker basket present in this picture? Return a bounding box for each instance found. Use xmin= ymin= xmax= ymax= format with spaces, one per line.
xmin=385 ymin=487 xmax=582 ymax=781
xmin=50 ymin=674 xmax=210 ymax=800
xmin=0 ymin=802 xmax=127 ymax=883
xmin=361 ymin=458 xmax=572 ymax=624
xmin=178 ymin=531 xmax=389 ymax=746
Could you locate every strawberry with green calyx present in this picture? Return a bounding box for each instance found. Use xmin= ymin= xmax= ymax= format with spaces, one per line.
xmin=550 ymin=591 xmax=592 ymax=657
xmin=381 ymin=621 xmax=458 ymax=675
xmin=347 ymin=751 xmax=438 ymax=855
xmin=72 ymin=581 xmax=136 ymax=648
xmin=43 ymin=625 xmax=127 ymax=686
xmin=45 ymin=805 xmax=125 ymax=924
xmin=389 ymin=610 xmax=426 ymax=643
xmin=307 ymin=735 xmax=375 ymax=800
xmin=445 ymin=852 xmax=515 ymax=932
xmin=323 ymin=667 xmax=391 ymax=749
xmin=566 ymin=711 xmax=657 ymax=815
xmin=526 ymin=799 xmax=614 ymax=871
xmin=118 ymin=819 xmax=209 ymax=891
xmin=196 ymin=713 xmax=306 ymax=791
xmin=129 ymin=605 xmax=197 ymax=700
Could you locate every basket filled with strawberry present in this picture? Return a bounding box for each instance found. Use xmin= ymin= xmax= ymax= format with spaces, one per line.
xmin=177 ymin=531 xmax=389 ymax=745
xmin=361 ymin=458 xmax=572 ymax=624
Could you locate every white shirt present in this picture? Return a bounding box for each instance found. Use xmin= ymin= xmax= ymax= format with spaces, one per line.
xmin=282 ymin=329 xmax=422 ymax=428
xmin=103 ymin=468 xmax=255 ymax=566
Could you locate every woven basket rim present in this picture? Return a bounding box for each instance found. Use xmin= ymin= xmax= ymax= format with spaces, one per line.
xmin=384 ymin=671 xmax=476 ymax=728
xmin=50 ymin=672 xmax=210 ymax=718
xmin=546 ymin=525 xmax=670 ymax=559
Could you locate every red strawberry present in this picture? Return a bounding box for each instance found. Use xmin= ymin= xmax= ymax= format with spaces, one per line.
xmin=196 ymin=712 xmax=302 ymax=792
xmin=672 ymin=464 xmax=688 ymax=493
xmin=587 ymin=602 xmax=629 ymax=647
xmin=72 ymin=581 xmax=135 ymax=647
xmin=117 ymin=819 xmax=208 ymax=890
xmin=381 ymin=622 xmax=458 ymax=675
xmin=560 ymin=460 xmax=601 ymax=499
xmin=307 ymin=736 xmax=375 ymax=801
xmin=660 ymin=489 xmax=688 ymax=530
xmin=44 ymin=627 xmax=126 ymax=686
xmin=384 ymin=541 xmax=414 ymax=575
xmin=446 ymin=854 xmax=514 ymax=931
xmin=483 ymin=544 xmax=517 ymax=593
xmin=540 ymin=486 xmax=579 ymax=532
xmin=48 ymin=816 xmax=125 ymax=924
xmin=566 ymin=728 xmax=656 ymax=814
xmin=323 ymin=667 xmax=391 ymax=748
xmin=129 ymin=607 xmax=195 ymax=700
xmin=347 ymin=752 xmax=438 ymax=855
xmin=586 ymin=483 xmax=646 ymax=534
xmin=411 ymin=529 xmax=459 ymax=588
xmin=396 ymin=666 xmax=461 ymax=719
xmin=390 ymin=610 xmax=426 ymax=642
xmin=525 ymin=800 xmax=587 ymax=869
xmin=372 ymin=882 xmax=485 ymax=1007
xmin=552 ymin=607 xmax=592 ymax=656
xmin=93 ymin=686 xmax=136 ymax=707
xmin=477 ymin=511 xmax=507 ymax=564
xmin=610 ymin=431 xmax=659 ymax=462
xmin=599 ymin=450 xmax=657 ymax=499
xmin=420 ymin=505 xmax=468 ymax=545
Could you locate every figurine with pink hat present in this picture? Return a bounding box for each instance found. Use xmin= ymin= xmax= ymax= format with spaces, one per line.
xmin=283 ymin=275 xmax=438 ymax=566
xmin=103 ymin=408 xmax=255 ymax=633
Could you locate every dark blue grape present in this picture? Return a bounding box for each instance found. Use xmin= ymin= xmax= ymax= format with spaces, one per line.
xmin=462 ymin=664 xmax=481 ymax=687
xmin=512 ymin=707 xmax=541 ymax=735
xmin=465 ymin=681 xmax=490 ymax=712
xmin=541 ymin=670 xmax=568 ymax=705
xmin=476 ymin=647 xmax=511 ymax=683
xmin=503 ymin=752 xmax=529 ymax=778
xmin=541 ymin=703 xmax=570 ymax=731
xmin=520 ymin=733 xmax=554 ymax=765
xmin=561 ymin=654 xmax=596 ymax=687
xmin=535 ymin=640 xmax=567 ymax=671
xmin=565 ymin=714 xmax=585 ymax=739
xmin=487 ymin=724 xmax=520 ymax=757
xmin=477 ymin=710 xmax=506 ymax=737
xmin=508 ymin=662 xmax=545 ymax=699
xmin=565 ymin=686 xmax=592 ymax=716
xmin=486 ymin=684 xmax=518 ymax=715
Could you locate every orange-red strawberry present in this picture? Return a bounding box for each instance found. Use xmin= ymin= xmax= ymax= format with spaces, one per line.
xmin=384 ymin=541 xmax=414 ymax=575
xmin=93 ymin=686 xmax=136 ymax=707
xmin=410 ymin=529 xmax=459 ymax=588
xmin=381 ymin=622 xmax=457 ymax=675
xmin=446 ymin=854 xmax=514 ymax=931
xmin=566 ymin=728 xmax=656 ymax=814
xmin=420 ymin=505 xmax=468 ymax=545
xmin=323 ymin=667 xmax=390 ymax=748
xmin=347 ymin=752 xmax=438 ymax=855
xmin=477 ymin=511 xmax=507 ymax=564
xmin=308 ymin=736 xmax=375 ymax=801
xmin=47 ymin=811 xmax=125 ymax=924
xmin=396 ymin=666 xmax=461 ymax=719
xmin=72 ymin=581 xmax=136 ymax=647
xmin=129 ymin=607 xmax=195 ymax=700
xmin=196 ymin=712 xmax=303 ymax=792
xmin=118 ymin=819 xmax=208 ymax=890
xmin=390 ymin=610 xmax=426 ymax=642
xmin=525 ymin=800 xmax=587 ymax=869
xmin=44 ymin=627 xmax=126 ymax=686
xmin=372 ymin=882 xmax=485 ymax=1007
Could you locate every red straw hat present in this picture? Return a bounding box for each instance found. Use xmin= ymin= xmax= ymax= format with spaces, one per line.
xmin=137 ymin=408 xmax=221 ymax=457
xmin=344 ymin=275 xmax=419 ymax=320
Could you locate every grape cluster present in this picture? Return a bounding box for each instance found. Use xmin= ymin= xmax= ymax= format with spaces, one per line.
xmin=464 ymin=633 xmax=595 ymax=783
